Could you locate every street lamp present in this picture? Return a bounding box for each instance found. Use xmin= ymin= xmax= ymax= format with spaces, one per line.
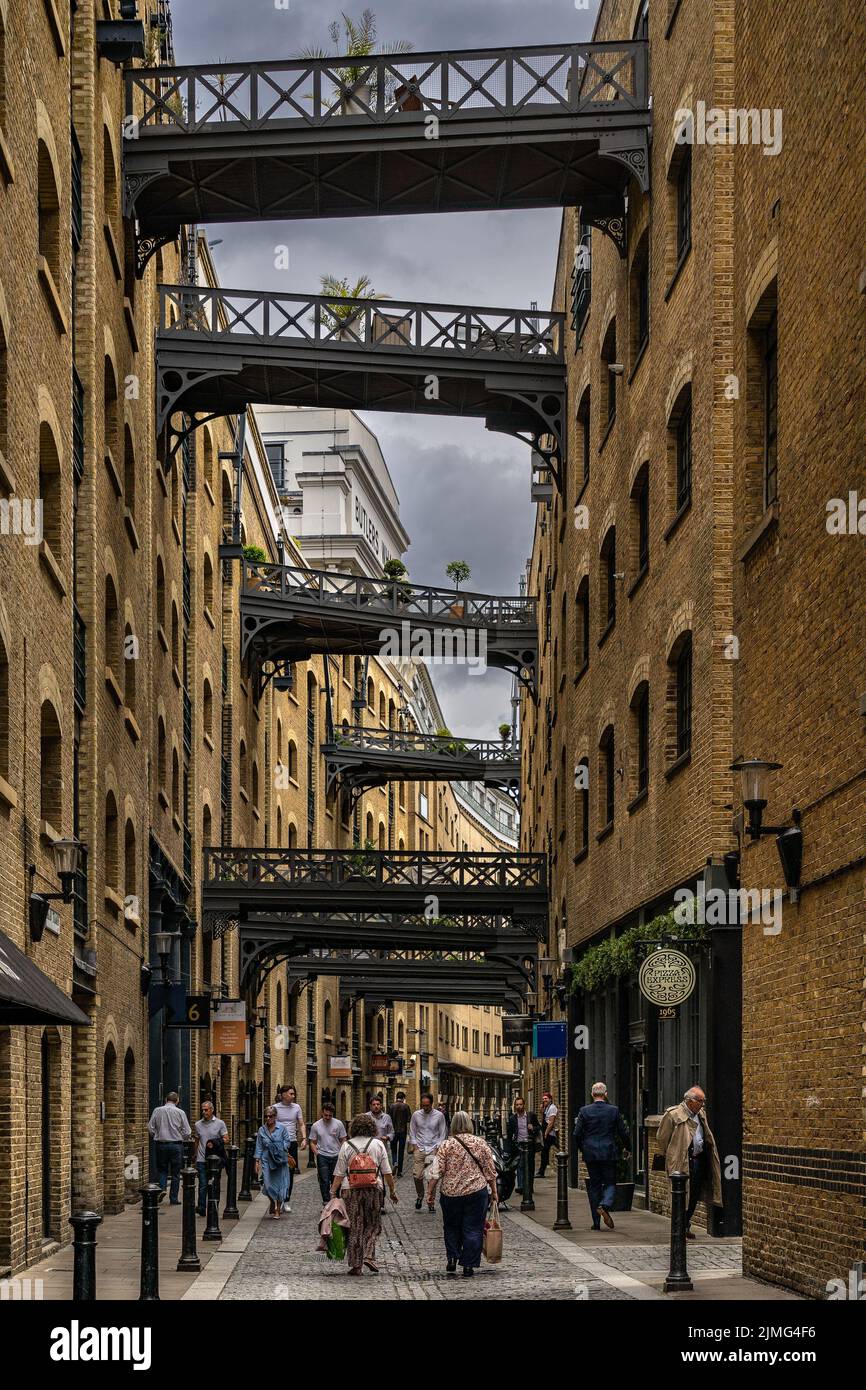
xmin=152 ymin=930 xmax=179 ymax=984
xmin=730 ymin=758 xmax=803 ymax=900
xmin=29 ymin=836 xmax=86 ymax=941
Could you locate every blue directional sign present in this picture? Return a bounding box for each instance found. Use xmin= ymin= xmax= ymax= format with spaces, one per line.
xmin=532 ymin=1021 xmax=568 ymax=1060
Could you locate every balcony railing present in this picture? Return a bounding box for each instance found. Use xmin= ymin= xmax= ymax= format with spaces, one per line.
xmin=242 ymin=561 xmax=536 ymax=628
xmin=158 ymin=285 xmax=563 ymax=362
xmin=204 ymin=847 xmax=546 ymax=893
xmin=326 ymin=726 xmax=519 ymax=765
xmin=127 ymin=41 xmax=649 ymax=133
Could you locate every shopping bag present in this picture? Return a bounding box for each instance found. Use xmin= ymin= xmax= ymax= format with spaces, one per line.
xmin=483 ymin=1200 xmax=503 ymax=1264
xmin=326 ymin=1223 xmax=346 ymax=1261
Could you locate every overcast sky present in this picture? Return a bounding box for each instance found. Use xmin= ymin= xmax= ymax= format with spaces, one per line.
xmin=171 ymin=0 xmax=599 ymax=734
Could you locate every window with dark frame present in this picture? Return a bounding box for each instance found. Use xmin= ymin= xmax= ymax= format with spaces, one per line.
xmin=601 ymin=727 xmax=615 ymax=829
xmin=601 ymin=528 xmax=616 ymax=629
xmin=764 ymin=309 xmax=778 ymax=508
xmin=580 ymin=391 xmax=591 ymax=486
xmin=602 ymin=321 xmax=617 ymax=426
xmin=576 ymin=578 xmax=589 ymax=673
xmin=676 ymin=395 xmax=692 ymax=512
xmin=636 ymin=685 xmax=649 ymax=796
xmin=637 ymin=469 xmax=649 ymax=573
xmin=676 ymin=147 xmax=692 ymax=263
xmin=637 ymin=257 xmax=650 ymax=355
xmin=578 ymin=758 xmax=589 ymax=854
xmin=676 ymin=638 xmax=692 ymax=759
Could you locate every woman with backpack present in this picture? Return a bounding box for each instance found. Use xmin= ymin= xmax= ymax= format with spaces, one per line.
xmin=330 ymin=1112 xmax=398 ymax=1275
xmin=426 ymin=1110 xmax=499 ymax=1278
xmin=254 ymin=1105 xmax=294 ymax=1218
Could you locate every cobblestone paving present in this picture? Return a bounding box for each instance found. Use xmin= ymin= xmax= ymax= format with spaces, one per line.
xmin=220 ymin=1170 xmax=634 ymax=1301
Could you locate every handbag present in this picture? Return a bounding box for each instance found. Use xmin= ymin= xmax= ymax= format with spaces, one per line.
xmin=483 ymin=1199 xmax=503 ymax=1264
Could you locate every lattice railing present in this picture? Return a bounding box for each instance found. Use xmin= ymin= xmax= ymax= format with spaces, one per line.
xmin=127 ymin=41 xmax=648 ymax=132
xmin=204 ymin=847 xmax=546 ymax=892
xmin=325 ymin=726 xmax=520 ymax=764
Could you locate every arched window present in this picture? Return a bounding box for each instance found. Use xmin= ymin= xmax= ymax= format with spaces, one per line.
xmin=323 ymin=999 xmax=332 ymax=1036
xmin=0 ymin=633 xmax=8 ymax=780
xmin=202 ymin=677 xmax=213 ymax=738
xmin=575 ymin=576 xmax=590 ymax=675
xmin=124 ymin=819 xmax=136 ymax=904
xmin=633 ymin=0 xmax=649 ymax=43
xmin=37 ymin=138 xmax=61 ymax=284
xmin=600 ymin=318 xmax=617 ymax=429
xmin=104 ymin=574 xmax=120 ymax=675
xmin=123 ymin=623 xmax=136 ymax=711
xmin=598 ymin=725 xmax=615 ymax=833
xmin=156 ymin=556 xmax=166 ymax=632
xmin=202 ymin=430 xmax=214 ymax=492
xmin=575 ymin=757 xmax=589 ymax=857
xmin=288 ymin=822 xmax=298 ymax=848
xmin=202 ymin=803 xmax=212 ymax=849
xmin=367 ymin=677 xmax=374 ymax=711
xmin=630 ymin=228 xmax=650 ymax=364
xmin=630 ymin=681 xmax=650 ymax=801
xmin=276 ymin=806 xmax=283 ymax=844
xmin=102 ymin=125 xmax=118 ymax=232
xmin=397 ymin=1019 xmax=404 ymax=1050
xmin=600 ymin=527 xmax=617 ymax=634
xmin=39 ymin=700 xmax=62 ymax=828
xmin=576 ymin=385 xmax=591 ymax=490
xmin=171 ymin=748 xmax=180 ymax=815
xmin=157 ymin=717 xmax=167 ymax=790
xmin=239 ymin=738 xmax=248 ymax=792
xmin=103 ymin=356 xmax=119 ymax=471
xmin=252 ymin=759 xmax=259 ymax=812
xmin=171 ymin=600 xmax=179 ymax=669
xmin=378 ymin=691 xmax=386 ymax=726
xmin=667 ymin=633 xmax=693 ymax=763
xmin=104 ymin=791 xmax=119 ymax=890
xmin=668 ymin=383 xmax=692 ymax=518
xmin=287 ymin=739 xmax=298 ymax=779
xmin=203 ymin=552 xmax=214 ymax=612
xmin=630 ymin=463 xmax=650 ymax=580
xmin=38 ymin=421 xmax=62 ymax=559
xmin=123 ymin=426 xmax=136 ymax=518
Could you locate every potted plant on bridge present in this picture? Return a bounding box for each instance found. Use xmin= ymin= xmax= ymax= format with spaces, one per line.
xmin=383 ymin=556 xmax=412 ymax=606
xmin=317 ymin=273 xmax=388 ymax=341
xmin=347 ymin=837 xmax=378 ymax=880
xmin=242 ymin=543 xmax=268 ymax=589
xmin=302 ymin=10 xmax=413 ymax=116
xmin=445 ymin=559 xmax=471 ymax=618
xmin=499 ymin=722 xmax=512 ymax=745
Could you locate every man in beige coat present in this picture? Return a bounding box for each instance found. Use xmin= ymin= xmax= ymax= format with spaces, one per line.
xmin=656 ymin=1085 xmax=722 ymax=1238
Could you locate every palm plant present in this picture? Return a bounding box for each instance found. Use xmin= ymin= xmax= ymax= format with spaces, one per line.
xmin=301 ymin=10 xmax=413 ymax=108
xmin=317 ymin=272 xmax=388 ymax=336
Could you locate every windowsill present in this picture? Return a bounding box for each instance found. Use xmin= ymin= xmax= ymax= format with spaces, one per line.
xmin=739 ymin=501 xmax=779 ymax=564
xmin=157 ymin=625 xmax=168 ymax=653
xmin=597 ymin=617 xmax=615 ymax=649
xmin=124 ymin=911 xmax=141 ymax=932
xmin=158 ymin=789 xmax=169 ymax=812
xmin=598 ymin=414 xmax=617 ymax=454
xmin=252 ymin=807 xmax=261 ymax=822
xmin=596 ymin=822 xmax=614 ymax=844
xmin=239 ymin=786 xmax=249 ymax=804
xmin=124 ymin=508 xmax=140 ymax=551
xmin=574 ymin=660 xmax=589 ymax=688
xmin=172 ymin=664 xmax=181 ymax=689
xmin=203 ymin=480 xmax=215 ymax=506
xmin=104 ymin=448 xmax=122 ymax=498
xmin=40 ymin=819 xmax=61 ymax=846
xmin=0 ymin=448 xmax=17 ymax=494
xmin=203 ymin=606 xmax=215 ymax=629
xmin=627 ymin=787 xmax=649 ymax=814
xmin=664 ymin=496 xmax=692 ymax=543
xmin=558 ymin=670 xmax=567 ymax=695
xmin=203 ymin=733 xmax=214 ymax=752
xmin=0 ymin=126 xmax=15 ymax=185
xmin=44 ymin=0 xmax=67 ymax=54
xmin=104 ymin=886 xmax=124 ymax=915
xmin=123 ymin=707 xmax=141 ymax=743
xmin=629 ymin=338 xmax=649 ymax=384
xmin=123 ymin=297 xmax=138 ymax=352
xmin=39 ymin=541 xmax=67 ymax=596
xmin=664 ymin=749 xmax=692 ymax=782
xmin=0 ymin=775 xmax=18 ymax=810
xmin=172 ymin=813 xmax=182 ymax=834
xmin=172 ymin=518 xmax=182 ymax=547
xmin=104 ymin=665 xmax=124 ymax=706
xmin=103 ymin=220 xmax=122 ymax=283
xmin=38 ymin=257 xmax=68 ymax=334
xmin=664 ymin=243 xmax=692 ymax=303
xmin=628 ymin=564 xmax=649 ymax=599
xmin=665 ymin=0 xmax=684 ymax=38
xmin=287 ymin=776 xmax=299 ymax=790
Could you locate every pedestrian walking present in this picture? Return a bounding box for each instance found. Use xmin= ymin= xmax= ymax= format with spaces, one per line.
xmin=274 ymin=1083 xmax=307 ymax=1211
xmin=193 ymin=1099 xmax=228 ymax=1216
xmin=573 ymin=1082 xmax=630 ymax=1230
xmin=426 ymin=1111 xmax=498 ymax=1279
xmin=505 ymin=1096 xmax=541 ymax=1193
xmin=536 ymin=1090 xmax=559 ymax=1178
xmin=388 ymin=1090 xmax=412 ymax=1176
xmin=147 ymin=1090 xmax=191 ymax=1204
xmin=254 ymin=1105 xmax=293 ymax=1218
xmin=330 ymin=1113 xmax=398 ymax=1276
xmin=366 ymin=1095 xmax=395 ymax=1147
xmin=409 ymin=1092 xmax=448 ymax=1211
xmin=309 ymin=1100 xmax=347 ymax=1205
xmin=655 ymin=1085 xmax=722 ymax=1238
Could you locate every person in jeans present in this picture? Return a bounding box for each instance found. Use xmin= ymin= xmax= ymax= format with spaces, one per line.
xmin=573 ymin=1082 xmax=630 ymax=1231
xmin=193 ymin=1099 xmax=228 ymax=1216
xmin=536 ymin=1091 xmax=559 ymax=1178
xmin=274 ymin=1084 xmax=306 ymax=1209
xmin=309 ymin=1101 xmax=347 ymax=1205
xmin=148 ymin=1091 xmax=191 ymax=1204
xmin=426 ymin=1111 xmax=498 ymax=1278
xmin=409 ymin=1093 xmax=448 ymax=1211
xmin=388 ymin=1091 xmax=411 ymax=1176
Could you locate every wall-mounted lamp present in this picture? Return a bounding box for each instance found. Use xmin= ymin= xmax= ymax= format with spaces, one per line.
xmin=730 ymin=759 xmax=803 ymax=901
xmin=29 ymin=837 xmax=86 ymax=942
xmin=152 ymin=929 xmax=179 ymax=984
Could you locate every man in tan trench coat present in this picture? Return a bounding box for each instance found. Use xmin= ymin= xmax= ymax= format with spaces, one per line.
xmin=656 ymin=1085 xmax=722 ymax=1238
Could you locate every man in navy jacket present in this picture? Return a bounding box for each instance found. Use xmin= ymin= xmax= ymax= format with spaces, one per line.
xmin=573 ymin=1082 xmax=631 ymax=1230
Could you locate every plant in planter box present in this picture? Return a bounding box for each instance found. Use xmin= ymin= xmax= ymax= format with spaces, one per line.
xmin=435 ymin=726 xmax=467 ymax=758
xmin=301 ymin=10 xmax=413 ymax=115
xmin=347 ymin=837 xmax=378 ymax=879
xmin=242 ymin=543 xmax=269 ymax=588
xmin=316 ymin=273 xmax=388 ymax=339
xmin=445 ymin=560 xmax=471 ymax=618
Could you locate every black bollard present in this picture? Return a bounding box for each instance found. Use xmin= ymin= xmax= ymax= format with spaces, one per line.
xmin=238 ymin=1135 xmax=255 ymax=1202
xmin=202 ymin=1154 xmax=223 ymax=1242
xmin=664 ymin=1171 xmax=694 ymax=1292
xmin=519 ymin=1140 xmax=535 ymax=1212
xmin=553 ymin=1150 xmax=572 ymax=1230
xmin=69 ymin=1210 xmax=102 ymax=1301
xmin=176 ymin=1167 xmax=201 ymax=1272
xmin=222 ymin=1144 xmax=240 ymax=1220
xmin=183 ymin=1138 xmax=196 ymax=1168
xmin=139 ymin=1183 xmax=161 ymax=1301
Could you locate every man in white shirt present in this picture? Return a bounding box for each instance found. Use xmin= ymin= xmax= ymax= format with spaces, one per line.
xmin=193 ymin=1100 xmax=228 ymax=1216
xmin=148 ymin=1091 xmax=191 ymax=1204
xmin=536 ymin=1091 xmax=559 ymax=1178
xmin=309 ymin=1101 xmax=347 ymax=1204
xmin=409 ymin=1093 xmax=448 ymax=1210
xmin=366 ymin=1096 xmax=395 ymax=1146
xmin=274 ymin=1084 xmax=307 ymax=1208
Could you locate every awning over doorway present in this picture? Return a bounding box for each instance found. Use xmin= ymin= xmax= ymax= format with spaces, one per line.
xmin=0 ymin=930 xmax=91 ymax=1025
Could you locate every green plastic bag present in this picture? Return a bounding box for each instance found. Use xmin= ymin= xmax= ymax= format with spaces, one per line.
xmin=326 ymin=1223 xmax=346 ymax=1261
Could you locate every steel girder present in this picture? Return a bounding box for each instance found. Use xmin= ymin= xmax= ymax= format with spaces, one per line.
xmin=124 ymin=41 xmax=650 ymax=261
xmin=154 ymin=286 xmax=567 ymax=484
xmin=239 ymin=561 xmax=537 ymax=695
xmin=323 ymin=727 xmax=520 ymax=801
xmin=202 ymin=846 xmax=548 ymax=925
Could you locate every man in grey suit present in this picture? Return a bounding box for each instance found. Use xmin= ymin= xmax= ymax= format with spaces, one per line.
xmin=573 ymin=1081 xmax=631 ymax=1231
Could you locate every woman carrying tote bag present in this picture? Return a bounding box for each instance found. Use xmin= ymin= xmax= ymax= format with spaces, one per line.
xmin=426 ymin=1111 xmax=500 ymax=1278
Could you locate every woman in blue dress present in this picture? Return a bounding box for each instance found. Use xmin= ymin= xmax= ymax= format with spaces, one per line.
xmin=254 ymin=1105 xmax=292 ymax=1217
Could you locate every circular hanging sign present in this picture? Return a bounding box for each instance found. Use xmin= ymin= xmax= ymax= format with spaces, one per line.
xmin=638 ymin=948 xmax=696 ymax=1006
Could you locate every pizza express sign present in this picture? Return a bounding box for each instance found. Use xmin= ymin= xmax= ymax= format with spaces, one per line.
xmin=638 ymin=949 xmax=696 ymax=1009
